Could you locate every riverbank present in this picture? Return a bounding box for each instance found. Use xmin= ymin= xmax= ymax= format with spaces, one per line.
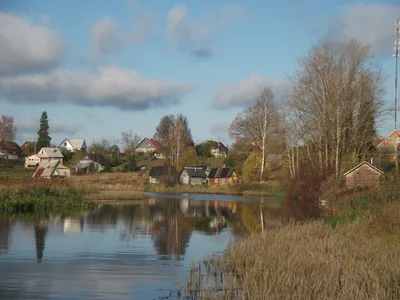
xmin=0 ymin=181 xmax=95 ymax=214
xmin=182 ymin=181 xmax=400 ymax=299
xmin=86 ymin=190 xmax=150 ymax=203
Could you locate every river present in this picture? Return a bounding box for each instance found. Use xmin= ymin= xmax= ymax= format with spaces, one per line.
xmin=0 ymin=192 xmax=280 ymax=300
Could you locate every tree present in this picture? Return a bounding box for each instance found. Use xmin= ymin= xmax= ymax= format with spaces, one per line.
xmin=229 ymin=89 xmax=281 ymax=181
xmin=178 ymin=147 xmax=198 ymax=171
xmin=121 ymin=129 xmax=141 ymax=153
xmin=0 ymin=115 xmax=17 ymax=141
xmin=153 ymin=114 xmax=193 ymax=167
xmin=88 ymin=139 xmax=112 ymax=154
xmin=37 ymin=112 xmax=51 ymax=150
xmin=196 ymin=142 xmax=214 ymax=157
xmin=286 ymin=39 xmax=385 ymax=177
xmin=242 ymin=151 xmax=262 ymax=183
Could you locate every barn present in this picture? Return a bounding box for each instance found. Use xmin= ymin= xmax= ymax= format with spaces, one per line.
xmin=343 ymin=161 xmax=384 ymax=189
xmin=179 ymin=166 xmax=207 ymax=185
xmin=208 ymin=167 xmax=238 ymax=186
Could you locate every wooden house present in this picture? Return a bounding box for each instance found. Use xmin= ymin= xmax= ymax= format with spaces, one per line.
xmin=343 ymin=161 xmax=384 ymax=189
xmin=32 ymin=159 xmax=71 ymax=179
xmin=201 ymin=140 xmax=229 ymax=157
xmin=208 ymin=167 xmax=238 ymax=185
xmin=179 ymin=166 xmax=207 ymax=185
xmin=135 ymin=138 xmax=165 ymax=158
xmin=37 ymin=148 xmax=64 ymax=163
xmin=149 ymin=166 xmax=177 ymax=184
xmin=25 ymin=154 xmax=41 ymax=168
xmin=0 ymin=139 xmax=21 ymax=160
xmin=75 ymin=153 xmax=107 ymax=173
xmin=58 ymin=138 xmax=87 ymax=152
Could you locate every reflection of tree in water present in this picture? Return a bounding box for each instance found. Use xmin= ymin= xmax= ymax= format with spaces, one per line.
xmin=0 ymin=219 xmax=11 ymax=254
xmin=150 ymin=200 xmax=194 ymax=261
xmin=85 ymin=205 xmax=118 ymax=231
xmin=34 ymin=222 xmax=48 ymax=263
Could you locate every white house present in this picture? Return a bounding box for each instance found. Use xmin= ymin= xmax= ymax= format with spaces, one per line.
xmin=37 ymin=148 xmax=64 ymax=163
xmin=25 ymin=154 xmax=41 ymax=168
xmin=135 ymin=138 xmax=161 ymax=153
xmin=59 ymin=138 xmax=87 ymax=152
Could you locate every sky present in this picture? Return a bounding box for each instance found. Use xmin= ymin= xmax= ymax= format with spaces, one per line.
xmin=0 ymin=0 xmax=399 ymax=149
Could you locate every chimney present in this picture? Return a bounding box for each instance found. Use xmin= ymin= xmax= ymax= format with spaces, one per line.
xmin=371 ymin=157 xmax=374 ymax=165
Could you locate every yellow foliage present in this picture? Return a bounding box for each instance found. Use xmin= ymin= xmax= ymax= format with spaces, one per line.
xmin=242 ymin=151 xmax=262 ymax=182
xmin=178 ymin=147 xmax=198 ymax=171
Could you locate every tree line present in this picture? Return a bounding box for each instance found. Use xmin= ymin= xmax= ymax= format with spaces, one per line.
xmin=0 ymin=38 xmax=387 ymax=181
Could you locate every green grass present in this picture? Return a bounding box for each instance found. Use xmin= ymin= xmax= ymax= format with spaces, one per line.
xmin=0 ymin=183 xmax=95 ymax=213
xmin=0 ymin=160 xmax=33 ymax=178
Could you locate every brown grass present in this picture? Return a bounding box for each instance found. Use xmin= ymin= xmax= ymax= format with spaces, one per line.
xmin=86 ymin=190 xmax=150 ymax=202
xmin=184 ymin=218 xmax=400 ymax=299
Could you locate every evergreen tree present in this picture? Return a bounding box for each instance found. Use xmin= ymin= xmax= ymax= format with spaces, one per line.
xmin=37 ymin=111 xmax=51 ymax=150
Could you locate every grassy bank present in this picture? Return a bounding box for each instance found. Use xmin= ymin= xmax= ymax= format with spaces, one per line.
xmin=0 ymin=181 xmax=95 ymax=214
xmin=86 ymin=190 xmax=150 ymax=202
xmin=180 ymin=180 xmax=400 ymax=299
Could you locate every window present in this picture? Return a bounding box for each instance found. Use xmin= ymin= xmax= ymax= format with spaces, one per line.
xmin=215 ymin=179 xmax=219 ymax=183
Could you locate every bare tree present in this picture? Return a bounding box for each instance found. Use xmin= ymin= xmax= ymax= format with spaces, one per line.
xmin=229 ymin=89 xmax=281 ymax=181
xmin=0 ymin=115 xmax=17 ymax=141
xmin=287 ymin=39 xmax=385 ymax=177
xmin=121 ymin=129 xmax=141 ymax=153
xmin=154 ymin=114 xmax=193 ymax=167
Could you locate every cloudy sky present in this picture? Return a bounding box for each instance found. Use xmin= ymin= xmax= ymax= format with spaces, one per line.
xmin=1 ymin=0 xmax=399 ymax=147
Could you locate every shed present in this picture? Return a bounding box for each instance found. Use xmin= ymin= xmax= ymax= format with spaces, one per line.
xmin=149 ymin=166 xmax=177 ymax=184
xmin=32 ymin=159 xmax=71 ymax=179
xmin=179 ymin=166 xmax=207 ymax=185
xmin=208 ymin=167 xmax=238 ymax=185
xmin=343 ymin=161 xmax=384 ymax=189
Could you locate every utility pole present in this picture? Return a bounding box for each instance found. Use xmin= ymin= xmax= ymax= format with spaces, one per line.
xmin=395 ymin=19 xmax=400 ymax=171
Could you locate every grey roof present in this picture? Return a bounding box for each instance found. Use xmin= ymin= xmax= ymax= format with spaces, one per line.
xmin=208 ymin=167 xmax=235 ymax=178
xmin=37 ymin=147 xmax=64 ymax=158
xmin=59 ymin=138 xmax=87 ymax=149
xmin=203 ymin=140 xmax=228 ymax=152
xmin=149 ymin=166 xmax=176 ymax=177
xmin=181 ymin=166 xmax=207 ymax=178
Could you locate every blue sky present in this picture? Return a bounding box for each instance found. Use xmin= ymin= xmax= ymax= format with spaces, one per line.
xmin=0 ymin=0 xmax=399 ymax=148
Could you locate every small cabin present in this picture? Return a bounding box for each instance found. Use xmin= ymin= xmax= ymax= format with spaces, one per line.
xmin=179 ymin=166 xmax=207 ymax=185
xmin=343 ymin=161 xmax=384 ymax=189
xmin=208 ymin=167 xmax=238 ymax=185
xmin=149 ymin=166 xmax=177 ymax=184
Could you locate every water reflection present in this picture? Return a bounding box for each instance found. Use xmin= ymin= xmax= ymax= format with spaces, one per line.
xmin=0 ymin=196 xmax=281 ymax=299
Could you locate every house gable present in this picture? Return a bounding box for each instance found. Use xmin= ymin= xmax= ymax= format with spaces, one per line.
xmin=344 ymin=161 xmax=384 ymax=177
xmin=136 ymin=138 xmax=161 ymax=151
xmin=376 ymin=130 xmax=400 ymax=148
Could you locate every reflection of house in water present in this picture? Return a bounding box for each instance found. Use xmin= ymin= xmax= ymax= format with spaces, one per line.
xmin=35 ymin=223 xmax=48 ymax=263
xmin=63 ymin=217 xmax=84 ymax=233
xmin=0 ymin=220 xmax=11 ymax=254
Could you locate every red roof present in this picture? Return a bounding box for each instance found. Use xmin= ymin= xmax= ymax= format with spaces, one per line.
xmin=148 ymin=138 xmax=161 ymax=149
xmin=33 ymin=168 xmax=45 ymax=179
xmin=0 ymin=139 xmax=20 ymax=151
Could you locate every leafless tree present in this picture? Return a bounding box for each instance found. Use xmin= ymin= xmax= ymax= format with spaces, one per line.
xmin=229 ymin=88 xmax=281 ymax=181
xmin=0 ymin=115 xmax=17 ymax=141
xmin=286 ymin=39 xmax=385 ymax=177
xmin=121 ymin=129 xmax=141 ymax=153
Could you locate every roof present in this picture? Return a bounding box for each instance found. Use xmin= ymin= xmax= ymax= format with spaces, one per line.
xmin=33 ymin=159 xmax=64 ymax=178
xmin=208 ymin=167 xmax=235 ymax=178
xmin=181 ymin=166 xmax=207 ymax=178
xmin=21 ymin=141 xmax=35 ymax=150
xmin=81 ymin=153 xmax=107 ymax=165
xmin=149 ymin=166 xmax=176 ymax=177
xmin=37 ymin=147 xmax=64 ymax=158
xmin=202 ymin=140 xmax=228 ymax=152
xmin=343 ymin=161 xmax=384 ymax=177
xmin=0 ymin=139 xmax=20 ymax=152
xmin=376 ymin=130 xmax=400 ymax=148
xmin=136 ymin=138 xmax=161 ymax=150
xmin=59 ymin=138 xmax=86 ymax=149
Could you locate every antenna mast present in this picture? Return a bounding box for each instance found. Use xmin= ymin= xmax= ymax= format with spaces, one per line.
xmin=395 ymin=18 xmax=400 ymax=130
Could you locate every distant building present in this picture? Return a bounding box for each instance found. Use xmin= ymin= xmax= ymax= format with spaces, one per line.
xmin=58 ymin=138 xmax=87 ymax=152
xmin=37 ymin=148 xmax=64 ymax=163
xmin=343 ymin=161 xmax=384 ymax=189
xmin=208 ymin=167 xmax=238 ymax=185
xmin=0 ymin=139 xmax=21 ymax=160
xmin=33 ymin=159 xmax=71 ymax=179
xmin=149 ymin=166 xmax=177 ymax=184
xmin=20 ymin=141 xmax=36 ymax=155
xmin=201 ymin=140 xmax=228 ymax=157
xmin=179 ymin=166 xmax=207 ymax=185
xmin=25 ymin=154 xmax=41 ymax=168
xmin=135 ymin=138 xmax=165 ymax=158
xmin=75 ymin=153 xmax=107 ymax=173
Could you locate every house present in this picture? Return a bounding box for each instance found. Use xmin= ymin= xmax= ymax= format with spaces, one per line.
xmin=24 ymin=154 xmax=41 ymax=168
xmin=75 ymin=153 xmax=107 ymax=173
xmin=0 ymin=139 xmax=21 ymax=160
xmin=202 ymin=139 xmax=229 ymax=157
xmin=179 ymin=166 xmax=207 ymax=185
xmin=37 ymin=147 xmax=64 ymax=163
xmin=376 ymin=130 xmax=400 ymax=156
xmin=58 ymin=138 xmax=87 ymax=152
xmin=32 ymin=159 xmax=71 ymax=179
xmin=343 ymin=161 xmax=384 ymax=189
xmin=208 ymin=167 xmax=238 ymax=185
xmin=20 ymin=141 xmax=36 ymax=154
xmin=135 ymin=137 xmax=165 ymax=158
xmin=149 ymin=166 xmax=177 ymax=184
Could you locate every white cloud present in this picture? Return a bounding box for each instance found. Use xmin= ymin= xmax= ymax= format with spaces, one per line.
xmin=0 ymin=12 xmax=62 ymax=75
xmin=165 ymin=3 xmax=251 ymax=58
xmin=212 ymin=75 xmax=283 ymax=109
xmin=91 ymin=3 xmax=155 ymax=56
xmin=0 ymin=66 xmax=194 ymax=110
xmin=329 ymin=4 xmax=400 ymax=55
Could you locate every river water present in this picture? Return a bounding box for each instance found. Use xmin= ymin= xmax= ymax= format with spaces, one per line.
xmin=0 ymin=193 xmax=279 ymax=300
